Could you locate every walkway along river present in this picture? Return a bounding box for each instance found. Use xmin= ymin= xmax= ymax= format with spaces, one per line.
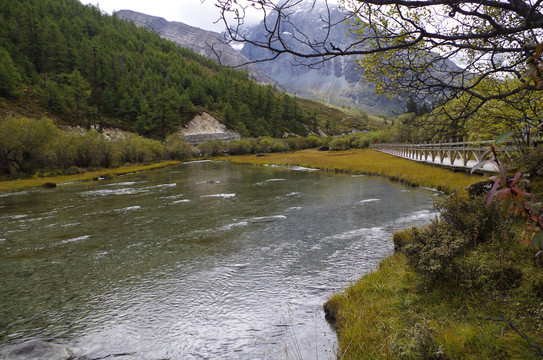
xmin=0 ymin=161 xmax=438 ymax=359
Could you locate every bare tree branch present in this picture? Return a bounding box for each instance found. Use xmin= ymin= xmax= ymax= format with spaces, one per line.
xmin=212 ymin=0 xmax=543 ymax=140
xmin=485 ymin=316 xmax=543 ymax=356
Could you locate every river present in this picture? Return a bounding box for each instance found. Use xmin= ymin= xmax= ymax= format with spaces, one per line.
xmin=0 ymin=161 xmax=437 ymax=359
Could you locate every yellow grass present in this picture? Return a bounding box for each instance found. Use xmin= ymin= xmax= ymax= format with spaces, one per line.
xmin=0 ymin=161 xmax=180 ymax=192
xmin=324 ymin=254 xmax=415 ymax=359
xmin=325 ymin=253 xmax=539 ymax=360
xmin=223 ymin=149 xmax=485 ymax=193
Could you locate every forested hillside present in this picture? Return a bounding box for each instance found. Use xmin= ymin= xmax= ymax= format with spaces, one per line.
xmin=0 ymin=0 xmax=310 ymax=138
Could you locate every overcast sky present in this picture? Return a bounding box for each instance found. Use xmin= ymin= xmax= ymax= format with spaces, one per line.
xmin=80 ymin=0 xmax=263 ymax=32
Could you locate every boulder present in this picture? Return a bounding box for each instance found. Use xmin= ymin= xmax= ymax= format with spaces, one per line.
xmin=466 ymin=180 xmax=493 ymax=198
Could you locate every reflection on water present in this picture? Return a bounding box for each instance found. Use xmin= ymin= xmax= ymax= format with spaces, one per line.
xmin=0 ymin=161 xmax=437 ymax=359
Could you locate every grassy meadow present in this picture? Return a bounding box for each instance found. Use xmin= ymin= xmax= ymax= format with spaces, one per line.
xmin=224 ymin=148 xmax=485 ymax=194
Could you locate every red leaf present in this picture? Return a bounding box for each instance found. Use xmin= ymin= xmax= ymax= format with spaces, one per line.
xmin=510 ymin=172 xmax=522 ymax=186
xmin=496 ymin=188 xmax=511 ymax=200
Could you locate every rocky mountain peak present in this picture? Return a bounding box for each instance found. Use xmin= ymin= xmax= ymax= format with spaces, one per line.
xmin=239 ymin=4 xmax=404 ymax=115
xmin=114 ymin=10 xmax=276 ymax=85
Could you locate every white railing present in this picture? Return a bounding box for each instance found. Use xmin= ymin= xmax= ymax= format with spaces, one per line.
xmin=371 ymin=138 xmax=516 ymax=173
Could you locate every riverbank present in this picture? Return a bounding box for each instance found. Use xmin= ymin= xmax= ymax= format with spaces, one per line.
xmin=222 ymin=148 xmax=484 ymax=194
xmin=0 ymin=161 xmax=180 ymax=192
xmin=1 ymin=148 xmax=483 ymax=194
xmin=224 ymin=149 xmax=543 ymax=359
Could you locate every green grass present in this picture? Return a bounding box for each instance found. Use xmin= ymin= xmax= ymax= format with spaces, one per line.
xmin=223 ymin=148 xmax=484 ymax=194
xmin=325 ymin=251 xmax=543 ymax=359
xmin=324 ymin=254 xmax=411 ymax=359
xmin=0 ymin=161 xmax=180 ymax=192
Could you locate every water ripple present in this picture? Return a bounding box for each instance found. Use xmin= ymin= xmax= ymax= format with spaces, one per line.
xmin=60 ymin=235 xmax=91 ymax=244
xmin=200 ymin=194 xmax=236 ymax=198
xmin=80 ymin=188 xmax=141 ymax=197
xmin=172 ymin=199 xmax=192 ymax=204
xmin=358 ymin=198 xmax=380 ymax=204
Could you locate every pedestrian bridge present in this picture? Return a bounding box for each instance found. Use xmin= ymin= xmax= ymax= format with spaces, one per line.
xmin=371 ymin=139 xmax=515 ymax=173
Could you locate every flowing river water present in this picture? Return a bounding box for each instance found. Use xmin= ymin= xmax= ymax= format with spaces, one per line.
xmin=0 ymin=161 xmax=438 ymax=359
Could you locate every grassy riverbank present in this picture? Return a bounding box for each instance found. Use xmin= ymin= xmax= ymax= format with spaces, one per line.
xmin=324 ymin=248 xmax=543 ymax=359
xmin=0 ymin=161 xmax=180 ymax=192
xmin=224 ymin=149 xmax=543 ymax=359
xmin=223 ymin=148 xmax=484 ymax=193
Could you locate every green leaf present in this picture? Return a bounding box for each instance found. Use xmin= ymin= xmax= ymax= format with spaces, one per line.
xmin=494 ymin=131 xmax=514 ymax=145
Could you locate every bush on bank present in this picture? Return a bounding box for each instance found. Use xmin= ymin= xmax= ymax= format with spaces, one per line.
xmin=326 ymin=193 xmax=543 ymax=359
xmin=0 ymin=117 xmax=173 ymax=177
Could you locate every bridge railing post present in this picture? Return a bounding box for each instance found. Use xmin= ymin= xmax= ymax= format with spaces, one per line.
xmin=449 ymin=137 xmax=454 ymax=166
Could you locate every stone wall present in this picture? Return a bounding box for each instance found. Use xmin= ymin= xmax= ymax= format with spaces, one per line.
xmin=183 ymin=132 xmax=241 ymax=145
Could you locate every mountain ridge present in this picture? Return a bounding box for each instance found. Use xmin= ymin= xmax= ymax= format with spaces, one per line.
xmin=114 ymin=10 xmax=277 ymax=85
xmin=115 ymin=8 xmax=403 ymax=116
xmin=239 ymin=5 xmax=405 ymax=115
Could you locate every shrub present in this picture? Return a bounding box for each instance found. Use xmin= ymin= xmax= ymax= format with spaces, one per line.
xmin=284 ymin=137 xmax=303 ymax=151
xmin=146 ymin=138 xmax=165 ymax=161
xmin=269 ymin=138 xmax=289 ymax=152
xmin=164 ymin=134 xmax=195 ymax=160
xmin=118 ymin=134 xmax=163 ymax=164
xmin=306 ymin=135 xmax=322 ymax=148
xmin=404 ymin=194 xmax=518 ymax=285
xmin=522 ymin=145 xmax=543 ymax=178
xmin=435 ymin=194 xmax=509 ymax=244
xmin=329 ymin=137 xmax=350 ymax=150
xmin=257 ymin=137 xmax=274 ymax=152
xmin=451 ymin=244 xmax=524 ymax=292
xmin=351 ymin=134 xmax=371 ymax=149
xmin=228 ymin=139 xmax=254 ymax=155
xmin=521 ymin=146 xmax=543 ymax=198
xmin=346 ymin=133 xmax=363 ymax=148
xmin=73 ymin=130 xmax=105 ymax=168
xmin=197 ymin=139 xmax=225 ymax=157
xmin=404 ymin=219 xmax=468 ymax=282
xmin=52 ymin=133 xmax=77 ymax=169
xmin=0 ymin=117 xmax=59 ymax=174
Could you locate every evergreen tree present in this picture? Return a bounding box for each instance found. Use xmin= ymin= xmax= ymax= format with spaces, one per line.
xmin=0 ymin=47 xmax=22 ymax=97
xmin=0 ymin=0 xmax=311 ymax=138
